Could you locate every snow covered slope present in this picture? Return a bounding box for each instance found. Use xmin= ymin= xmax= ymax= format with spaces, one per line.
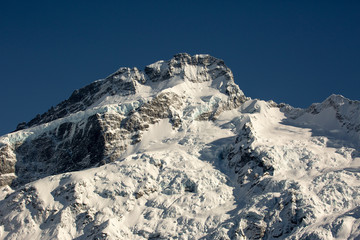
xmin=0 ymin=53 xmax=359 ymax=239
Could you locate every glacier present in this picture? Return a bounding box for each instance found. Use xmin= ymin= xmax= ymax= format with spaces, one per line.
xmin=0 ymin=53 xmax=359 ymax=239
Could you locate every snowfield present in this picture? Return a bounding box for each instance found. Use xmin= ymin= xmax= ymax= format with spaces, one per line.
xmin=0 ymin=53 xmax=359 ymax=239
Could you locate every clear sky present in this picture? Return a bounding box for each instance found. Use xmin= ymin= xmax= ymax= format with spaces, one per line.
xmin=1 ymin=1 xmax=359 ymax=135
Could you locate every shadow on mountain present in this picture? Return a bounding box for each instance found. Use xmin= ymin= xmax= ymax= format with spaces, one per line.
xmin=10 ymin=116 xmax=107 ymax=188
xmin=280 ymin=116 xmax=360 ymax=153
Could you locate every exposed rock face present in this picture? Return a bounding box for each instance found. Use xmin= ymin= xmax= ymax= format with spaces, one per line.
xmin=123 ymin=92 xmax=183 ymax=132
xmin=0 ymin=144 xmax=16 ymax=186
xmin=12 ymin=115 xmax=107 ymax=187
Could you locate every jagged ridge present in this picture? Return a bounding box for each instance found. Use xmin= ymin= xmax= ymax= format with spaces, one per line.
xmin=0 ymin=53 xmax=247 ymax=188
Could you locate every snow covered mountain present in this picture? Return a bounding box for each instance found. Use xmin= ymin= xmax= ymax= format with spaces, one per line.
xmin=0 ymin=53 xmax=359 ymax=239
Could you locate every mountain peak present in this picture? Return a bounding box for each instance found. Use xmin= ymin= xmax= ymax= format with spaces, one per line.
xmin=16 ymin=54 xmax=245 ymax=131
xmin=145 ymin=53 xmax=231 ymax=84
xmin=3 ymin=54 xmax=248 ymax=187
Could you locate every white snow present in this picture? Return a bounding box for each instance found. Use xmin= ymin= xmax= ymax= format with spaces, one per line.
xmin=1 ymin=55 xmax=360 ymax=239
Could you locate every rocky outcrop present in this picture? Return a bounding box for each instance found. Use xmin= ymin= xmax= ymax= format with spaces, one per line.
xmin=16 ymin=68 xmax=144 ymax=131
xmin=145 ymin=53 xmax=227 ymax=83
xmin=0 ymin=144 xmax=16 ymax=186
xmin=227 ymin=122 xmax=274 ymax=185
xmin=123 ymin=92 xmax=183 ymax=132
xmin=12 ymin=115 xmax=106 ymax=187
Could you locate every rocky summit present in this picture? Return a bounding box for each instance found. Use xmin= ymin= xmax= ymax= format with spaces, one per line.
xmin=0 ymin=53 xmax=360 ymax=239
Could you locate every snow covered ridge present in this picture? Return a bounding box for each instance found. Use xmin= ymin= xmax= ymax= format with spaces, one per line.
xmin=0 ymin=53 xmax=247 ymax=187
xmin=0 ymin=53 xmax=360 ymax=239
xmin=280 ymin=94 xmax=360 ymax=147
xmin=15 ymin=53 xmax=245 ymax=131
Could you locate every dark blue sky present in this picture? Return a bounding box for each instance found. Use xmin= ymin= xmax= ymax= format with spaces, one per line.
xmin=1 ymin=1 xmax=359 ymax=135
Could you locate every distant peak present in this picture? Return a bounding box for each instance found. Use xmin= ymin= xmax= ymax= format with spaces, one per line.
xmin=306 ymin=94 xmax=347 ymax=113
xmin=325 ymin=94 xmax=347 ymax=104
xmin=320 ymin=94 xmax=352 ymax=109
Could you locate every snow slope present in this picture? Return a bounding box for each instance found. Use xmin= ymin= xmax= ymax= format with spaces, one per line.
xmin=0 ymin=53 xmax=360 ymax=239
xmin=223 ymin=99 xmax=360 ymax=239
